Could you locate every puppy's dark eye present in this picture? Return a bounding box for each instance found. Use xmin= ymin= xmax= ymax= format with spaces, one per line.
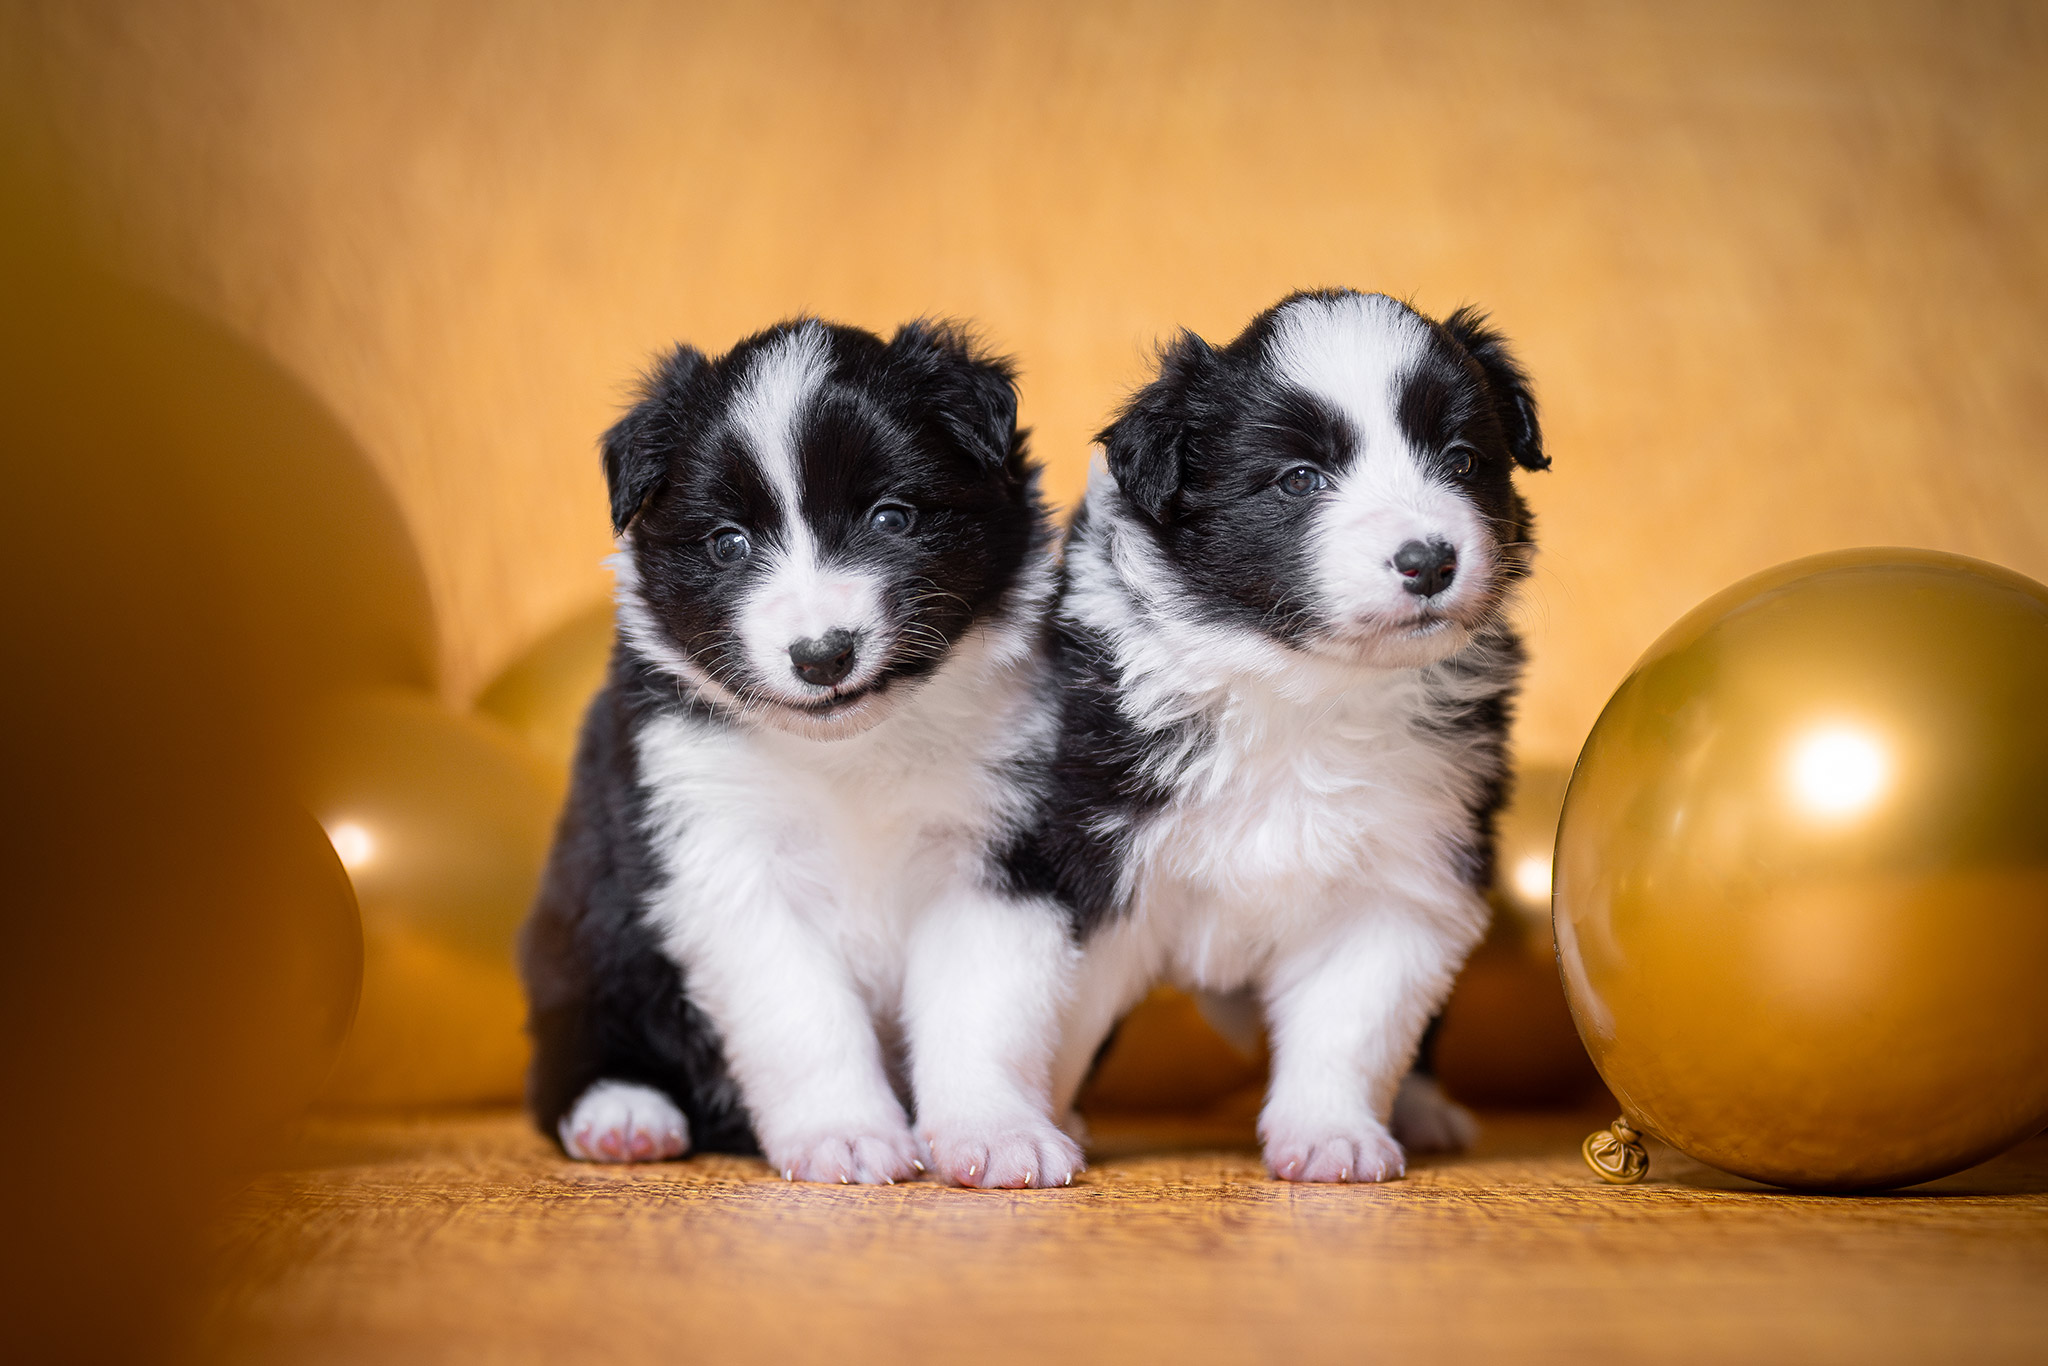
xmin=1278 ymin=466 xmax=1326 ymax=497
xmin=1446 ymin=446 xmax=1476 ymax=478
xmin=709 ymin=529 xmax=752 ymax=566
xmin=870 ymin=505 xmax=914 ymax=535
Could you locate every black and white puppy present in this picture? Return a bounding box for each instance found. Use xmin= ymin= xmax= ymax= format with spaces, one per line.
xmin=996 ymin=289 xmax=1549 ymax=1184
xmin=521 ymin=318 xmax=1085 ymax=1185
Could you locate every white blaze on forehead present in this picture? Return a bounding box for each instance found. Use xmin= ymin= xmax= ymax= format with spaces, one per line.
xmin=731 ymin=322 xmax=833 ymax=528
xmin=1265 ymin=293 xmax=1430 ymax=456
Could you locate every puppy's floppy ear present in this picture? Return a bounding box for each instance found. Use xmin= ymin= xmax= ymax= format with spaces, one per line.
xmin=1097 ymin=331 xmax=1214 ymax=523
xmin=885 ymin=320 xmax=1024 ymax=477
xmin=601 ymin=345 xmax=708 ymax=534
xmin=1443 ymin=307 xmax=1548 ymax=471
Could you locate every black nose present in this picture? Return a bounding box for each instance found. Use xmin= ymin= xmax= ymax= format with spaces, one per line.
xmin=789 ymin=629 xmax=858 ymax=687
xmin=1392 ymin=539 xmax=1458 ymax=597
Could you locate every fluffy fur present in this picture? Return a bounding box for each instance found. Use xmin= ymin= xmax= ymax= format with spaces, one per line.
xmin=989 ymin=289 xmax=1549 ymax=1185
xmin=520 ymin=317 xmax=1084 ymax=1186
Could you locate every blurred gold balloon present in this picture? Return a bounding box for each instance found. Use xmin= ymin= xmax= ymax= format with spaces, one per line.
xmin=140 ymin=804 xmax=367 ymax=1150
xmin=2 ymin=163 xmax=400 ymax=1358
xmin=475 ymin=600 xmax=615 ymax=776
xmin=1432 ymin=763 xmax=1606 ymax=1108
xmin=1556 ymin=548 xmax=2048 ymax=1189
xmin=1495 ymin=764 xmax=1572 ymax=949
xmin=297 ymin=690 xmax=563 ymax=1108
xmin=1079 ymin=987 xmax=1268 ymax=1118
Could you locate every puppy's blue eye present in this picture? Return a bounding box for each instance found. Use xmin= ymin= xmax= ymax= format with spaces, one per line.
xmin=1279 ymin=466 xmax=1326 ymax=497
xmin=709 ymin=529 xmax=751 ymax=566
xmin=870 ymin=505 xmax=914 ymax=535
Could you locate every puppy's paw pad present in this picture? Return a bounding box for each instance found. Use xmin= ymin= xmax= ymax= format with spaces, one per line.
xmin=773 ymin=1125 xmax=922 ymax=1185
xmin=1390 ymin=1074 xmax=1478 ymax=1154
xmin=559 ymin=1080 xmax=689 ymax=1163
xmin=1261 ymin=1120 xmax=1405 ymax=1184
xmin=924 ymin=1120 xmax=1084 ymax=1189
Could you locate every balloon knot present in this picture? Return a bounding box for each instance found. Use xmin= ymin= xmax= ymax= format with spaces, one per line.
xmin=1583 ymin=1116 xmax=1649 ymax=1184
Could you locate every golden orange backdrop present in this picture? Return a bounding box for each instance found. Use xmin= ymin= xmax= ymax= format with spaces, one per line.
xmin=10 ymin=0 xmax=2046 ymax=768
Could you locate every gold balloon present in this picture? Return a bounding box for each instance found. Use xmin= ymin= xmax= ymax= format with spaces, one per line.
xmin=1494 ymin=763 xmax=1573 ymax=945
xmin=296 ymin=689 xmax=563 ymax=1108
xmin=1556 ymin=548 xmax=2048 ymax=1189
xmin=2 ymin=244 xmax=437 ymax=716
xmin=1079 ymin=987 xmax=1268 ymax=1118
xmin=475 ymin=601 xmax=615 ymax=776
xmin=3 ymin=190 xmax=392 ymax=1356
xmin=140 ymin=804 xmax=367 ymax=1151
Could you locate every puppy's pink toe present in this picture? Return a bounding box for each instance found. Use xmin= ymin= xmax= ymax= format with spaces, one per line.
xmin=923 ymin=1121 xmax=1084 ymax=1190
xmin=559 ymin=1081 xmax=691 ymax=1164
xmin=1262 ymin=1119 xmax=1405 ymax=1184
xmin=773 ymin=1125 xmax=921 ymax=1185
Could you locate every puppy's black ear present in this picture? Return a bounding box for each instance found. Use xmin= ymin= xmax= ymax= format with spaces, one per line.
xmin=885 ymin=320 xmax=1024 ymax=477
xmin=1098 ymin=331 xmax=1214 ymax=523
xmin=601 ymin=345 xmax=707 ymax=534
xmin=1444 ymin=307 xmax=1548 ymax=471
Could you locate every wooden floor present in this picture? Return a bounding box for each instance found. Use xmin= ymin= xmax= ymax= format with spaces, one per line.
xmin=204 ymin=1108 xmax=2048 ymax=1365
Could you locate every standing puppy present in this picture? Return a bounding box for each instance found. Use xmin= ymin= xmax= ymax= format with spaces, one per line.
xmin=521 ymin=318 xmax=1083 ymax=1186
xmin=995 ymin=289 xmax=1549 ymax=1184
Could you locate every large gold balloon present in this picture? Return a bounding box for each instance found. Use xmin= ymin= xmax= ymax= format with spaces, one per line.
xmin=1555 ymin=548 xmax=2048 ymax=1189
xmin=296 ymin=689 xmax=562 ymax=1108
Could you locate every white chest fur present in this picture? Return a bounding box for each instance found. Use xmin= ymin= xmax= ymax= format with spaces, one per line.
xmin=631 ymin=621 xmax=1042 ymax=1004
xmin=1133 ymin=662 xmax=1489 ymax=990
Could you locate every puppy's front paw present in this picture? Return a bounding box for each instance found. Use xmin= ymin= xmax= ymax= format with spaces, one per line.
xmin=1260 ymin=1115 xmax=1405 ymax=1184
xmin=1389 ymin=1073 xmax=1478 ymax=1154
xmin=771 ymin=1123 xmax=923 ymax=1185
xmin=923 ymin=1119 xmax=1084 ymax=1189
xmin=559 ymin=1080 xmax=690 ymax=1162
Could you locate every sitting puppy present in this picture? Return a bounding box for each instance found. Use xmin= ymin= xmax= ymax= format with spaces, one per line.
xmin=521 ymin=317 xmax=1082 ymax=1185
xmin=989 ymin=289 xmax=1550 ymax=1185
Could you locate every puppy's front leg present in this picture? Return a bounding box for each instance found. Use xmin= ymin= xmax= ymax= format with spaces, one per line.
xmin=662 ymin=882 xmax=918 ymax=1185
xmin=1257 ymin=904 xmax=1482 ymax=1183
xmin=904 ymin=891 xmax=1083 ymax=1189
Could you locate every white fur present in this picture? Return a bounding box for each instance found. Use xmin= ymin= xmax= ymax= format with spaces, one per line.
xmin=737 ymin=548 xmax=890 ymax=705
xmin=559 ymin=1080 xmax=690 ymax=1163
xmin=903 ymin=889 xmax=1084 ymax=1187
xmin=728 ymin=323 xmax=831 ymax=515
xmin=627 ymin=548 xmax=1080 ymax=1186
xmin=1266 ymin=292 xmax=1428 ymax=443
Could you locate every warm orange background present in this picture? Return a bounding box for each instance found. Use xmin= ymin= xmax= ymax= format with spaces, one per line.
xmin=10 ymin=0 xmax=2046 ymax=765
